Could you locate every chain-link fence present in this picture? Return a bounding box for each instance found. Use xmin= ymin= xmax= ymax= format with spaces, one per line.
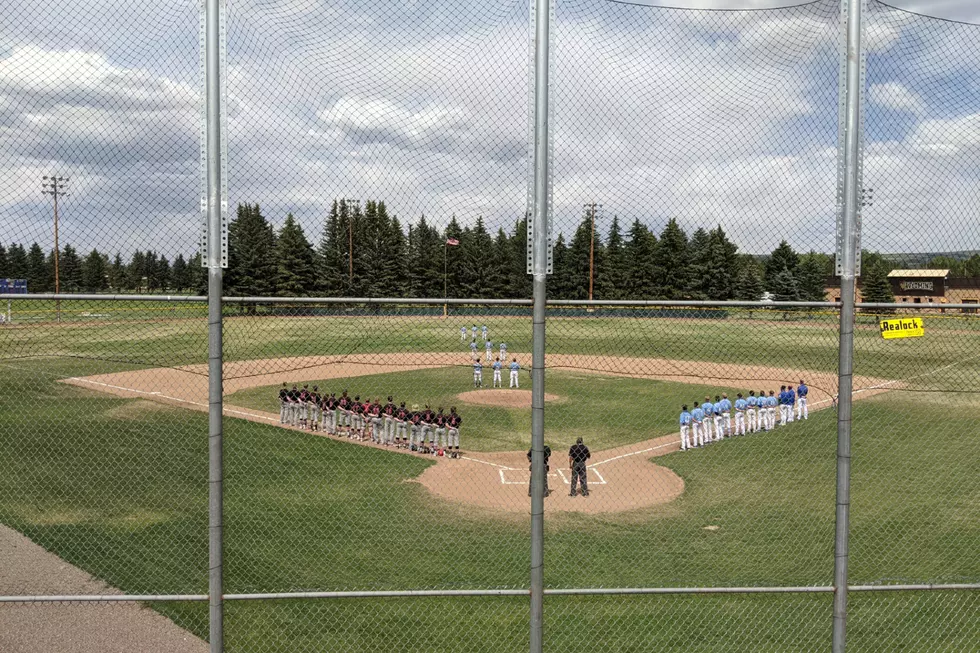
xmin=2 ymin=0 xmax=979 ymax=652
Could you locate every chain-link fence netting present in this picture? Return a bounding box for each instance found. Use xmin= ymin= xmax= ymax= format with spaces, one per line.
xmin=3 ymin=0 xmax=980 ymax=651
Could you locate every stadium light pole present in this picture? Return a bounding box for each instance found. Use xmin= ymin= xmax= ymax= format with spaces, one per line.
xmin=42 ymin=176 xmax=69 ymax=322
xmin=833 ymin=0 xmax=864 ymax=650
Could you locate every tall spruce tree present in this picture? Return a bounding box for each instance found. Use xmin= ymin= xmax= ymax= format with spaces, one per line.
xmin=623 ymin=219 xmax=658 ymax=299
xmin=685 ymin=227 xmax=711 ymax=299
xmin=488 ymin=228 xmax=511 ymax=299
xmin=551 ymin=234 xmax=571 ymax=299
xmin=8 ymin=244 xmax=29 ymax=281
xmin=226 ymin=203 xmax=277 ymax=302
xmin=109 ymin=254 xmax=126 ymax=291
xmin=797 ymin=252 xmax=830 ymax=302
xmin=81 ymin=250 xmax=108 ymax=292
xmin=654 ymin=219 xmax=690 ymax=299
xmin=0 ymin=243 xmax=7 ymax=278
xmin=735 ymin=262 xmax=764 ymax=301
xmin=765 ymin=240 xmax=799 ymax=284
xmin=27 ymin=243 xmax=50 ymax=292
xmin=171 ymin=254 xmax=190 ymax=292
xmin=598 ymin=216 xmax=627 ymax=300
xmin=317 ymin=200 xmax=349 ymax=296
xmin=702 ymin=226 xmax=739 ymax=300
xmin=458 ymin=216 xmax=494 ymax=297
xmin=508 ymin=216 xmax=532 ymax=299
xmin=770 ymin=269 xmax=801 ymax=302
xmin=860 ymin=261 xmax=894 ymax=305
xmin=275 ymin=213 xmax=316 ymax=296
xmin=565 ymin=210 xmax=606 ymax=300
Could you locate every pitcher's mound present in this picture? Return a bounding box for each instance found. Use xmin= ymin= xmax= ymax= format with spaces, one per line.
xmin=457 ymin=389 xmax=561 ymax=408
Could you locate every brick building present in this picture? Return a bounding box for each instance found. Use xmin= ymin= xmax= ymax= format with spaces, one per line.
xmin=824 ymin=269 xmax=980 ymax=312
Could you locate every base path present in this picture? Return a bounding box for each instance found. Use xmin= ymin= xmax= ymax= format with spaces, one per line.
xmin=0 ymin=525 xmax=206 ymax=653
xmin=64 ymin=353 xmax=894 ymax=515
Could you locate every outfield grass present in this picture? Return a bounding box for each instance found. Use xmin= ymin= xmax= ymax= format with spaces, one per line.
xmin=1 ymin=354 xmax=977 ymax=650
xmin=227 ymin=368 xmax=746 ymax=452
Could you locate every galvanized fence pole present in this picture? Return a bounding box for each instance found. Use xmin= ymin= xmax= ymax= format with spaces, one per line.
xmin=833 ymin=0 xmax=864 ymax=650
xmin=205 ymin=0 xmax=225 ymax=649
xmin=529 ymin=0 xmax=553 ymax=651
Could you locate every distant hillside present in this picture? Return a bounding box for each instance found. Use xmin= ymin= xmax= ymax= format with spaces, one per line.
xmin=882 ymin=251 xmax=980 ymax=267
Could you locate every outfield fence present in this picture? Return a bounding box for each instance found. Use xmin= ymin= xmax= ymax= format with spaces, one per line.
xmin=3 ymin=0 xmax=980 ymax=651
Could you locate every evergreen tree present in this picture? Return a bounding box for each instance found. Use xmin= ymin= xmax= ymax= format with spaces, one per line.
xmin=654 ymin=219 xmax=690 ymax=299
xmin=188 ymin=252 xmax=208 ymax=294
xmin=407 ymin=215 xmax=443 ymax=299
xmin=0 ymin=243 xmax=7 ymax=278
xmin=550 ymin=234 xmax=571 ymax=299
xmin=963 ymin=254 xmax=980 ymax=277
xmin=765 ymin=240 xmax=799 ymax=284
xmin=598 ymin=216 xmax=627 ymax=300
xmin=860 ymin=261 xmax=894 ymax=305
xmin=387 ymin=214 xmax=409 ymax=297
xmin=443 ymin=216 xmax=466 ymax=299
xmin=685 ymin=227 xmax=711 ymax=299
xmin=143 ymin=251 xmax=159 ymax=290
xmin=623 ymin=220 xmax=658 ymax=299
xmin=81 ymin=249 xmax=108 ymax=292
xmin=797 ymin=252 xmax=830 ymax=302
xmin=926 ymin=255 xmax=962 ymax=277
xmin=226 ymin=203 xmax=277 ymax=301
xmin=27 ymin=243 xmax=50 ymax=292
xmin=565 ymin=210 xmax=605 ymax=300
xmin=488 ymin=228 xmax=511 ymax=299
xmin=860 ymin=250 xmax=892 ymax=275
xmin=109 ymin=254 xmax=126 ymax=291
xmin=769 ymin=269 xmax=800 ymax=302
xmin=156 ymin=256 xmax=171 ymax=291
xmin=128 ymin=251 xmax=147 ymax=291
xmin=508 ymin=215 xmax=532 ymax=299
xmin=275 ymin=213 xmax=316 ymax=296
xmin=317 ymin=200 xmax=350 ymax=296
xmin=735 ymin=262 xmax=765 ymax=301
xmin=171 ymin=254 xmax=189 ymax=292
xmin=457 ymin=216 xmax=494 ymax=297
xmin=702 ymin=226 xmax=739 ymax=300
xmin=8 ymin=244 xmax=29 ymax=281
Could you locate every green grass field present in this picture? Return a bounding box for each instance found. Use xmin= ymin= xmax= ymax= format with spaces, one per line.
xmin=1 ymin=308 xmax=979 ymax=650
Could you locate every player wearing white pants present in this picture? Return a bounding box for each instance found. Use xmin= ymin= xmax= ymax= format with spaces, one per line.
xmin=509 ymin=359 xmax=520 ymax=388
xmin=691 ymin=403 xmax=705 ymax=447
xmin=473 ymin=360 xmax=483 ymax=388
xmin=492 ymin=358 xmax=502 ymax=387
xmin=679 ymin=406 xmax=692 ymax=451
xmin=461 ymin=326 xmax=467 ymax=342
xmin=796 ymin=380 xmax=809 ymax=420
xmin=701 ymin=399 xmax=714 ymax=442
xmin=720 ymin=394 xmax=732 ymax=436
xmin=778 ymin=387 xmax=789 ymax=426
xmin=485 ymin=340 xmax=494 ymax=362
xmin=713 ymin=412 xmax=724 ymax=441
xmin=786 ymin=386 xmax=795 ymax=423
xmin=733 ymin=394 xmax=747 ymax=436
xmin=746 ymin=393 xmax=758 ymax=432
xmin=767 ymin=392 xmax=777 ymax=431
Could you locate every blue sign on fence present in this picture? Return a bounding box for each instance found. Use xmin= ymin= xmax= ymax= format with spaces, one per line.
xmin=1 ymin=279 xmax=28 ymax=293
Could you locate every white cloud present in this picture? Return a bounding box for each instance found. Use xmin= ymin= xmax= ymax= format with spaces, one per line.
xmin=870 ymin=82 xmax=925 ymax=114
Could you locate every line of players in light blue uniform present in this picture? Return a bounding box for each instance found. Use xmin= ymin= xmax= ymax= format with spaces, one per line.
xmin=677 ymin=381 xmax=809 ymax=450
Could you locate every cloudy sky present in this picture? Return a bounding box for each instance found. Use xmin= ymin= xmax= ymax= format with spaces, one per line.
xmin=1 ymin=0 xmax=979 ymax=261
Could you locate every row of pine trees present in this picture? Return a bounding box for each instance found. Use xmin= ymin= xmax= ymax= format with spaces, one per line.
xmin=2 ymin=199 xmax=906 ymax=302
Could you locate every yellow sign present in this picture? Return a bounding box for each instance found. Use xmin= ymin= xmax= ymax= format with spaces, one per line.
xmin=880 ymin=317 xmax=924 ymax=339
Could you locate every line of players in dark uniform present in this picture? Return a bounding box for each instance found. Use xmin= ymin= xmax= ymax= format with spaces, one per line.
xmin=277 ymin=383 xmax=463 ymax=458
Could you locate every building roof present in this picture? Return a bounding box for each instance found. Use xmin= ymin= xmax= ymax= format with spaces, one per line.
xmin=887 ymin=269 xmax=949 ymax=278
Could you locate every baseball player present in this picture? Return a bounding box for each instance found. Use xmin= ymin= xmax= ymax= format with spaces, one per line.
xmin=527 ymin=444 xmax=552 ymax=497
xmin=691 ymin=402 xmax=704 ymax=447
xmin=383 ymin=396 xmax=397 ymax=445
xmin=409 ymin=405 xmax=423 ymax=451
xmin=434 ymin=407 xmax=448 ymax=454
xmin=778 ymin=386 xmax=789 ymax=426
xmin=351 ymin=395 xmax=365 ymax=439
xmin=492 ymin=357 xmax=502 ymax=387
xmin=447 ymin=407 xmax=462 ymax=458
xmin=712 ymin=395 xmax=724 ymax=441
xmin=325 ymin=392 xmax=338 ymax=434
xmin=473 ymin=359 xmax=483 ymax=388
xmin=485 ymin=339 xmax=493 ymax=362
xmin=469 ymin=339 xmax=479 ymax=360
xmin=288 ymin=384 xmax=300 ymax=427
xmin=471 ymin=325 xmax=478 ymax=341
xmin=701 ymin=396 xmax=714 ymax=442
xmin=420 ymin=405 xmax=435 ymax=453
xmin=338 ymin=391 xmax=351 ymax=436
xmin=395 ymin=402 xmax=409 ymax=448
xmin=481 ymin=324 xmax=488 ymax=342
xmin=734 ymin=394 xmax=747 ymax=436
xmin=796 ymin=380 xmax=809 ymax=420
xmin=720 ymin=393 xmax=732 ymax=436
xmin=746 ymin=391 xmax=758 ymax=433
xmin=509 ymin=358 xmax=520 ymax=388
xmin=278 ymin=383 xmax=289 ymax=424
xmin=298 ymin=385 xmax=311 ymax=429
xmin=499 ymin=341 xmax=507 ymax=359
xmin=369 ymin=398 xmax=383 ymax=443
xmin=568 ymin=437 xmax=591 ymax=497
xmin=786 ymin=385 xmax=796 ymax=423
xmin=679 ymin=405 xmax=692 ymax=451
xmin=767 ymin=390 xmax=777 ymax=430
xmin=309 ymin=386 xmax=321 ymax=432
xmin=460 ymin=326 xmax=467 ymax=342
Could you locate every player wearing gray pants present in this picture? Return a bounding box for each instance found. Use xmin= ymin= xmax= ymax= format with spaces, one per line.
xmin=434 ymin=408 xmax=448 ymax=451
xmin=278 ymin=383 xmax=289 ymax=423
xmin=383 ymin=397 xmax=397 ymax=445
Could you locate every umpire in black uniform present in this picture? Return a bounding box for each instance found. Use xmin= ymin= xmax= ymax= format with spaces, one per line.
xmin=527 ymin=444 xmax=552 ymax=497
xmin=568 ymin=437 xmax=590 ymax=497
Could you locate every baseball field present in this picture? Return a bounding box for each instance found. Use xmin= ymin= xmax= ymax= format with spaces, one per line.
xmin=1 ymin=302 xmax=979 ymax=651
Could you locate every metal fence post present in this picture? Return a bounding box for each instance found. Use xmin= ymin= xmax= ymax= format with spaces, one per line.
xmin=834 ymin=0 xmax=864 ymax=650
xmin=529 ymin=0 xmax=552 ymax=651
xmin=205 ymin=0 xmax=225 ymax=649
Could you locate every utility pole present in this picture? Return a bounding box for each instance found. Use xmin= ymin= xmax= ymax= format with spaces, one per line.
xmin=42 ymin=176 xmax=69 ymax=322
xmin=584 ymin=202 xmax=601 ymax=301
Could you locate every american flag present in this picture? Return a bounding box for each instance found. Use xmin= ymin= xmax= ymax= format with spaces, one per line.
xmin=446 ymin=238 xmax=459 ymax=246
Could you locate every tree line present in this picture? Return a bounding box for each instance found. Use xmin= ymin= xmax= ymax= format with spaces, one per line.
xmin=4 ymin=198 xmax=950 ymax=301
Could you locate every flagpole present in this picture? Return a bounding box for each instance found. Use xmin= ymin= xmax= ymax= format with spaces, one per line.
xmin=444 ymin=241 xmax=448 ymax=319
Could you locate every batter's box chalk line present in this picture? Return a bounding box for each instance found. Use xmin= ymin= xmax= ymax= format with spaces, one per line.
xmin=498 ymin=467 xmax=607 ymax=486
